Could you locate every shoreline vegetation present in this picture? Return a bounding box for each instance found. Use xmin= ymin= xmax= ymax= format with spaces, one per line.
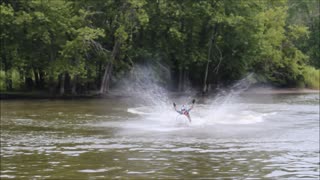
xmin=243 ymin=87 xmax=320 ymax=95
xmin=1 ymin=0 xmax=319 ymax=96
xmin=1 ymin=87 xmax=319 ymax=100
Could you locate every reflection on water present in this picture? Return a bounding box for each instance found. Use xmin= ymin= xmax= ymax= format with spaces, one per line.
xmin=0 ymin=93 xmax=319 ymax=179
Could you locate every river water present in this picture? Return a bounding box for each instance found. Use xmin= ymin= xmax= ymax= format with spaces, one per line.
xmin=0 ymin=93 xmax=319 ymax=179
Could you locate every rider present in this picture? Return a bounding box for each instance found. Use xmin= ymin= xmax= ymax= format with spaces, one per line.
xmin=173 ymin=99 xmax=195 ymax=123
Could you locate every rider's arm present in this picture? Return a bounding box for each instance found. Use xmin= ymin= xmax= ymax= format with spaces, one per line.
xmin=187 ymin=99 xmax=195 ymax=112
xmin=173 ymin=103 xmax=182 ymax=114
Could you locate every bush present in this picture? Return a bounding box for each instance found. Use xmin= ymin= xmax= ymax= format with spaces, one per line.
xmin=302 ymin=66 xmax=320 ymax=89
xmin=0 ymin=69 xmax=23 ymax=91
xmin=0 ymin=71 xmax=5 ymax=91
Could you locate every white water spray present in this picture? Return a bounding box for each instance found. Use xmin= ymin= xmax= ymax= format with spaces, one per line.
xmin=114 ymin=62 xmax=171 ymax=107
xmin=199 ymin=73 xmax=266 ymax=125
xmin=111 ymin=66 xmax=272 ymax=132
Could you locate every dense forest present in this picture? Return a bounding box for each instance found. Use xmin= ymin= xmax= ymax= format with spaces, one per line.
xmin=0 ymin=0 xmax=319 ymax=96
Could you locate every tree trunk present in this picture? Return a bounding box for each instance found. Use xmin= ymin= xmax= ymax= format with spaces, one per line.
xmin=178 ymin=68 xmax=184 ymax=92
xmin=59 ymin=73 xmax=65 ymax=95
xmin=5 ymin=70 xmax=12 ymax=91
xmin=203 ymin=26 xmax=217 ymax=94
xmin=24 ymin=77 xmax=33 ymax=91
xmin=48 ymin=76 xmax=54 ymax=95
xmin=96 ymin=61 xmax=102 ymax=88
xmin=34 ymin=68 xmax=40 ymax=89
xmin=100 ymin=40 xmax=120 ymax=94
xmin=71 ymin=75 xmax=77 ymax=95
xmin=19 ymin=70 xmax=24 ymax=90
xmin=39 ymin=70 xmax=45 ymax=89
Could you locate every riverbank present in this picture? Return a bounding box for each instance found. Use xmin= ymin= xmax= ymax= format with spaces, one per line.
xmin=1 ymin=87 xmax=319 ymax=100
xmin=243 ymin=87 xmax=320 ymax=94
xmin=0 ymin=91 xmax=101 ymax=100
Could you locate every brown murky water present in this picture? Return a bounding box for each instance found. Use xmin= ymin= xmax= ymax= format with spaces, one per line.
xmin=1 ymin=93 xmax=319 ymax=179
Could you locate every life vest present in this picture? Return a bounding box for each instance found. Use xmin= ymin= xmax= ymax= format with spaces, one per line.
xmin=181 ymin=109 xmax=189 ymax=116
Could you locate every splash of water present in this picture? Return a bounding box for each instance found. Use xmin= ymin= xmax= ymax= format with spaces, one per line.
xmin=210 ymin=73 xmax=256 ymax=104
xmin=111 ymin=62 xmax=197 ymax=130
xmin=113 ymin=66 xmax=270 ymax=132
xmin=114 ymin=62 xmax=171 ymax=107
xmin=201 ymin=73 xmax=265 ymax=125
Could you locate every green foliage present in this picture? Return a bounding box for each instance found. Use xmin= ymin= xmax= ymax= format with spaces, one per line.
xmin=0 ymin=71 xmax=5 ymax=91
xmin=287 ymin=0 xmax=320 ymax=68
xmin=302 ymin=66 xmax=320 ymax=89
xmin=1 ymin=0 xmax=319 ymax=93
xmin=11 ymin=69 xmax=22 ymax=89
xmin=59 ymin=26 xmax=105 ymax=77
xmin=0 ymin=69 xmax=23 ymax=91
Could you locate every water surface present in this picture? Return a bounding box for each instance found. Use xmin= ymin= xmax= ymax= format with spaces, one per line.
xmin=1 ymin=93 xmax=319 ymax=179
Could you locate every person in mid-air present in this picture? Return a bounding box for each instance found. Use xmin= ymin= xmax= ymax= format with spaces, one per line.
xmin=173 ymin=99 xmax=195 ymax=123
